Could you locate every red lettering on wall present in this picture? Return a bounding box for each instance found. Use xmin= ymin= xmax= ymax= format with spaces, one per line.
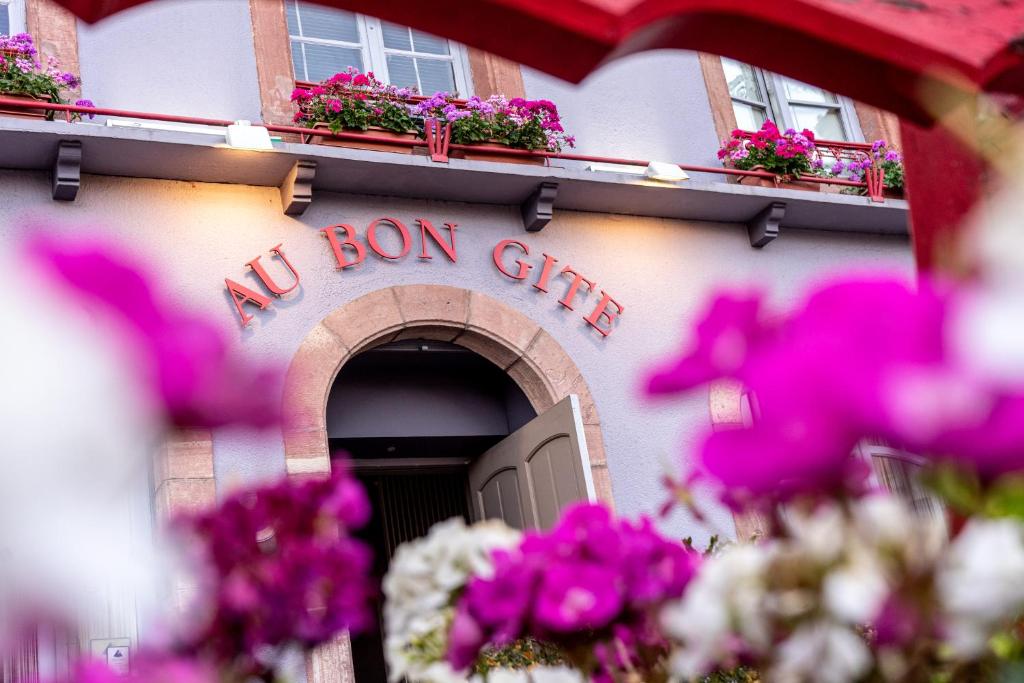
xmin=558 ymin=266 xmax=596 ymax=311
xmin=493 ymin=239 xmax=533 ymax=280
xmin=246 ymin=243 xmax=301 ymax=296
xmin=490 ymin=237 xmax=623 ymax=337
xmin=585 ymin=292 xmax=624 ymax=337
xmin=367 ymin=217 xmax=412 ymax=260
xmin=533 ymin=253 xmax=559 ymax=293
xmin=417 ymin=219 xmax=458 ymax=262
xmin=225 ymin=278 xmax=272 ymax=327
xmin=321 ymin=224 xmax=367 ymax=269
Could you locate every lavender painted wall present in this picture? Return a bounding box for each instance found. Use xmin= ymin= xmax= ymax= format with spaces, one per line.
xmin=76 ymin=0 xmax=262 ymax=122
xmin=521 ymin=51 xmax=723 ymax=174
xmin=0 ymin=169 xmax=913 ymax=543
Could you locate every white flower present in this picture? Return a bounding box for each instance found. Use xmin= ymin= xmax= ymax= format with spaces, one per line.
xmin=662 ymin=544 xmax=771 ymax=678
xmin=0 ymin=256 xmax=165 ymax=638
xmin=783 ymin=503 xmax=845 ymax=564
xmin=938 ymin=518 xmax=1024 ymax=656
xmin=772 ymin=620 xmax=871 ymax=683
xmin=822 ymin=556 xmax=889 ymax=624
xmin=383 ymin=517 xmax=521 ymax=682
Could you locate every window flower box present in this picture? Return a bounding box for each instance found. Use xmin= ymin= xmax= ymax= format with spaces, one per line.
xmin=0 ymin=92 xmax=53 ymax=120
xmin=0 ymin=33 xmax=93 ymax=122
xmin=736 ymin=164 xmax=820 ymax=192
xmin=300 ymin=122 xmax=417 ymax=155
xmin=719 ymin=120 xmax=820 ymax=192
xmin=292 ymin=69 xmax=418 ymax=154
xmin=449 ymin=141 xmax=548 ymax=166
xmin=413 ymin=93 xmax=572 ymax=165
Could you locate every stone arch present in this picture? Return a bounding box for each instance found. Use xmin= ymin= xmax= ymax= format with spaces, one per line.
xmin=281 ymin=284 xmax=613 ymax=505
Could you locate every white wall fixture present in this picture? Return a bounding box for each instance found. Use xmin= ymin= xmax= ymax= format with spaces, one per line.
xmin=644 ymin=161 xmax=689 ymax=183
xmin=226 ymin=120 xmax=274 ymax=151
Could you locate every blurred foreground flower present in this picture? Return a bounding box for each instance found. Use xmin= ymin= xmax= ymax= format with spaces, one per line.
xmin=25 ymin=234 xmax=282 ymax=429
xmin=447 ymin=504 xmax=700 ymax=681
xmin=383 ymin=517 xmax=522 ymax=683
xmin=1 ymin=232 xmax=282 ymax=659
xmin=647 ymin=273 xmax=1024 ymax=508
xmin=170 ymin=464 xmax=375 ymax=678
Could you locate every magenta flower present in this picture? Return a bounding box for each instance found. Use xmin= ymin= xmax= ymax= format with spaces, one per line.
xmin=24 ymin=234 xmax=281 ymax=429
xmin=173 ymin=465 xmax=374 ymax=672
xmin=448 ymin=504 xmax=698 ymax=673
xmin=648 ymin=273 xmax=1024 ymax=504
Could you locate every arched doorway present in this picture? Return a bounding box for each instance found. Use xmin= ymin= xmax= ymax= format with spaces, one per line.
xmin=281 ymin=285 xmax=612 ymax=683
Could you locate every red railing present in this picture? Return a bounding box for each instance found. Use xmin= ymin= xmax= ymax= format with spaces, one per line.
xmin=0 ymin=97 xmax=888 ymax=200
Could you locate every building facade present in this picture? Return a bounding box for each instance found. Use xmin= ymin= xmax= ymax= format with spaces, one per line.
xmin=0 ymin=0 xmax=912 ymax=680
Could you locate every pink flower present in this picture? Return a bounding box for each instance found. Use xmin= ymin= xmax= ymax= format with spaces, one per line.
xmin=352 ymin=73 xmax=370 ymax=86
xmin=24 ymin=234 xmax=281 ymax=429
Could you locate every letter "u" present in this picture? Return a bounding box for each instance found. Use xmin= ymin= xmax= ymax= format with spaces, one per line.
xmin=246 ymin=243 xmax=301 ymax=296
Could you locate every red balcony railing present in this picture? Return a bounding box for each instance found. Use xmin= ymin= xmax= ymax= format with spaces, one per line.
xmin=0 ymin=96 xmax=893 ymax=200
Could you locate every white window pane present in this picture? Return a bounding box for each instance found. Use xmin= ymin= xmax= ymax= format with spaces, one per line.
xmin=732 ymin=102 xmax=768 ymax=132
xmin=411 ymin=30 xmax=449 ymax=55
xmin=417 ymin=58 xmax=456 ymax=95
xmin=304 ymin=43 xmax=364 ymax=82
xmin=791 ymin=104 xmax=846 ymax=140
xmin=380 ymin=22 xmax=412 ymax=51
xmin=386 ymin=54 xmax=419 ymax=91
xmin=290 ymin=41 xmax=306 ymax=80
xmin=782 ymin=77 xmax=838 ymax=104
xmin=295 ymin=2 xmax=360 ymax=43
xmin=721 ymin=58 xmax=764 ymax=104
xmin=285 ymin=0 xmax=299 ymax=36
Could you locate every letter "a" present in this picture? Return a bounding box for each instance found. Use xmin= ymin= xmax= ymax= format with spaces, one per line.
xmin=226 ymin=279 xmax=271 ymax=327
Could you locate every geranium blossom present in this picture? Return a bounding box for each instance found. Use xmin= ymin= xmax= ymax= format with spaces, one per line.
xmin=447 ymin=504 xmax=699 ymax=678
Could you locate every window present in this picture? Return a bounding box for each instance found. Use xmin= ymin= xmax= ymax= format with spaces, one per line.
xmin=0 ymin=0 xmax=27 ymax=36
xmin=285 ymin=1 xmax=470 ymax=95
xmin=721 ymin=57 xmax=862 ymax=141
xmin=856 ymin=440 xmax=945 ymax=522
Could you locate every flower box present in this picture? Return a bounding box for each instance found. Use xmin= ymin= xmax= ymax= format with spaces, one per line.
xmin=449 ymin=141 xmax=547 ymax=166
xmin=736 ymin=166 xmax=820 ymax=192
xmin=0 ymin=93 xmax=53 ymax=120
xmin=300 ymin=123 xmax=416 ymax=154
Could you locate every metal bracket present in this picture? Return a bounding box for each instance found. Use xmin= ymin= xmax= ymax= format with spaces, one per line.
xmin=747 ymin=202 xmax=785 ymax=248
xmin=52 ymin=140 xmax=82 ymax=201
xmin=521 ymin=182 xmax=558 ymax=232
xmin=280 ymin=159 xmax=316 ymax=216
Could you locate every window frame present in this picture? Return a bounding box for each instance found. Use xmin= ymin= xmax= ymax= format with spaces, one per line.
xmin=764 ymin=72 xmax=864 ymax=142
xmin=285 ymin=1 xmax=472 ymax=96
xmin=721 ymin=57 xmax=863 ymax=142
xmin=1 ymin=0 xmax=28 ymax=35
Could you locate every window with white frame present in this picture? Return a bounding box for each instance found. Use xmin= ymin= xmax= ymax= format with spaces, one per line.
xmin=0 ymin=0 xmax=27 ymax=36
xmin=285 ymin=1 xmax=471 ymax=96
xmin=720 ymin=57 xmax=862 ymax=141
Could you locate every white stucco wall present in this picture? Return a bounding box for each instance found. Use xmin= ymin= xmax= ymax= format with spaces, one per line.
xmin=76 ymin=0 xmax=263 ymax=122
xmin=521 ymin=51 xmax=723 ymax=177
xmin=0 ymin=169 xmax=912 ymax=542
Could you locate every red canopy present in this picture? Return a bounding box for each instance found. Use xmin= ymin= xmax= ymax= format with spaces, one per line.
xmin=53 ymin=0 xmax=1024 ymax=269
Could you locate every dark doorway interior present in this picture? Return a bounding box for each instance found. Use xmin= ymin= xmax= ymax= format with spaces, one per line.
xmin=326 ymin=340 xmax=536 ymax=683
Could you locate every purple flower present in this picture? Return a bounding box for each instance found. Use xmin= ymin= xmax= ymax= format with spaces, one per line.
xmin=174 ymin=466 xmax=374 ymax=669
xmin=74 ymin=99 xmax=96 ymax=119
xmin=885 ymin=150 xmax=902 ymax=163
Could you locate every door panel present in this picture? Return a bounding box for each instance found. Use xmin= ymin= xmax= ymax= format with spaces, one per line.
xmin=469 ymin=395 xmax=596 ymax=530
xmin=477 ymin=467 xmax=525 ymax=529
